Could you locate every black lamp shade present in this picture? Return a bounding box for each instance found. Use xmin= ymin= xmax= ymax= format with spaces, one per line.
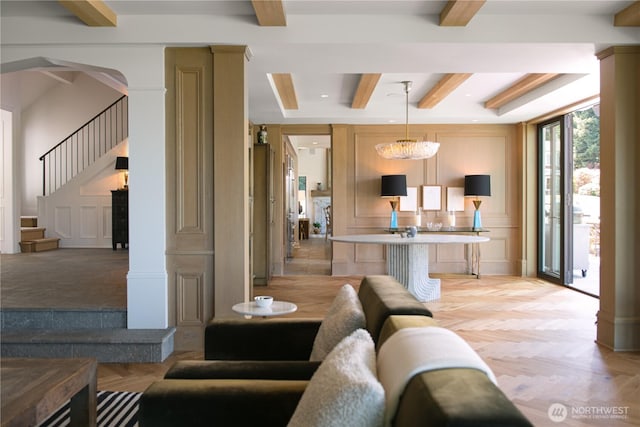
xmin=115 ymin=157 xmax=128 ymax=170
xmin=381 ymin=175 xmax=407 ymax=197
xmin=464 ymin=175 xmax=491 ymax=197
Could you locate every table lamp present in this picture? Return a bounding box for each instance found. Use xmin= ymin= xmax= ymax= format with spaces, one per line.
xmin=381 ymin=175 xmax=407 ymax=229
xmin=464 ymin=174 xmax=491 ymax=230
xmin=115 ymin=156 xmax=129 ymax=189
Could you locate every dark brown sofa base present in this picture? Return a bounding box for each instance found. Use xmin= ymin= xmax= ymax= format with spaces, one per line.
xmin=139 ymin=379 xmax=307 ymax=427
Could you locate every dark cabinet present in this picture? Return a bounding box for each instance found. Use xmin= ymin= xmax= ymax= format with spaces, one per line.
xmin=252 ymin=144 xmax=274 ymax=285
xmin=112 ymin=190 xmax=129 ymax=250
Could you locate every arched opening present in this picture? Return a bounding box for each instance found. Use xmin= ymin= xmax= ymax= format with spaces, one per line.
xmin=1 ymin=56 xmax=130 ymax=309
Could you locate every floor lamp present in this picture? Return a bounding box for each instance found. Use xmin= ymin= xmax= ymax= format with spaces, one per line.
xmin=381 ymin=175 xmax=407 ymax=229
xmin=464 ymin=175 xmax=491 ymax=230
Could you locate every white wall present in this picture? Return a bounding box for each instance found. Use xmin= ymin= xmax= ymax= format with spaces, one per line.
xmin=20 ymin=73 xmax=123 ymax=215
xmin=1 ymin=108 xmax=19 ymax=253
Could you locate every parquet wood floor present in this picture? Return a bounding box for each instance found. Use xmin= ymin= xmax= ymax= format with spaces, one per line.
xmin=98 ymin=274 xmax=639 ymax=426
xmin=3 ymin=250 xmax=638 ymax=425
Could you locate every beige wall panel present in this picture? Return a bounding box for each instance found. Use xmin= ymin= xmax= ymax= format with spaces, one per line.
xmin=435 ymin=132 xmax=508 ymax=218
xmin=212 ymin=46 xmax=250 ymax=317
xmin=352 ymin=130 xmax=425 ymax=220
xmin=354 ymin=242 xmax=385 ymax=263
xmin=165 ymin=47 xmax=214 ymax=351
xmin=331 ymin=123 xmax=519 ymax=276
xmin=435 ymin=243 xmax=466 ymax=262
xmin=176 ymin=271 xmax=204 ymax=326
xmin=175 ymin=68 xmax=204 ymax=234
xmin=167 ymin=253 xmax=213 ymax=351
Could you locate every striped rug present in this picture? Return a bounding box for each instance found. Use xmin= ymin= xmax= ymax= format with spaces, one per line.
xmin=38 ymin=390 xmax=141 ymax=427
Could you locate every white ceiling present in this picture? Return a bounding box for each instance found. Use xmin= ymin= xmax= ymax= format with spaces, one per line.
xmin=1 ymin=1 xmax=639 ymax=126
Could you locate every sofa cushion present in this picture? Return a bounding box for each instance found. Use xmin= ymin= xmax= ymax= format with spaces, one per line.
xmin=289 ymin=329 xmax=384 ymax=427
xmin=309 ymin=284 xmax=366 ymax=361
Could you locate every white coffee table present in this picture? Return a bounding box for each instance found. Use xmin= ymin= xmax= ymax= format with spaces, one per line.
xmin=232 ymin=301 xmax=298 ymax=318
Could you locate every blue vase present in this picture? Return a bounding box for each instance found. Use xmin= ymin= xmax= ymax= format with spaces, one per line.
xmin=473 ymin=210 xmax=482 ymax=230
xmin=390 ymin=211 xmax=398 ymax=229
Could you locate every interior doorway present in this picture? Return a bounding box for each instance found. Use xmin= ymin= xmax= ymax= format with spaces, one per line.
xmin=283 ymin=134 xmax=331 ymax=275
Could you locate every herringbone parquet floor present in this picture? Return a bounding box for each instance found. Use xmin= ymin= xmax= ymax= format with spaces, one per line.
xmin=2 ymin=247 xmax=638 ymax=426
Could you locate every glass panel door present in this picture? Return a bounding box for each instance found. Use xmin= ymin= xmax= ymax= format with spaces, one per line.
xmin=538 ymin=117 xmax=572 ymax=284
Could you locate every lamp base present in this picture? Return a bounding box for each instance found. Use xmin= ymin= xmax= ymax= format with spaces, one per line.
xmin=390 ymin=211 xmax=398 ymax=229
xmin=472 ymin=209 xmax=482 ymax=230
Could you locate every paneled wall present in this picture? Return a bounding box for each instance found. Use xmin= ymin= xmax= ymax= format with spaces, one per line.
xmin=331 ymin=124 xmax=520 ymax=276
xmin=165 ymin=47 xmax=214 ymax=350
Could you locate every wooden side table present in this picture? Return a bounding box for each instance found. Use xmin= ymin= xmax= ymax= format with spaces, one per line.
xmin=1 ymin=358 xmax=97 ymax=427
xmin=232 ymin=301 xmax=298 ymax=318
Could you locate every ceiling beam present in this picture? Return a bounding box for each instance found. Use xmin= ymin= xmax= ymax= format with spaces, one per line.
xmin=440 ymin=0 xmax=486 ymax=26
xmin=251 ymin=0 xmax=287 ymax=26
xmin=272 ymin=73 xmax=298 ymax=110
xmin=485 ymin=74 xmax=559 ymax=110
xmin=418 ymin=73 xmax=472 ymax=109
xmin=496 ymin=74 xmax=587 ymax=116
xmin=614 ymin=1 xmax=640 ymax=26
xmin=351 ymin=74 xmax=382 ymax=109
xmin=58 ymin=0 xmax=117 ymax=27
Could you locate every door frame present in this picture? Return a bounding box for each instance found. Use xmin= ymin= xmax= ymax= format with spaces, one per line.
xmin=537 ymin=115 xmax=573 ymax=285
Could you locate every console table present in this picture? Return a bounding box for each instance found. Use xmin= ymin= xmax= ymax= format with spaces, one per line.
xmin=331 ymin=234 xmax=490 ymax=302
xmin=388 ymin=227 xmax=489 ymax=279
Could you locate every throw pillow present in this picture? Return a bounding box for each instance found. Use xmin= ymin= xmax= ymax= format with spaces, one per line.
xmin=288 ymin=329 xmax=385 ymax=427
xmin=309 ymin=284 xmax=366 ymax=361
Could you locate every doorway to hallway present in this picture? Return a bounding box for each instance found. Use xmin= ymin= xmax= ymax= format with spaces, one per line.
xmin=284 ymin=236 xmax=331 ymax=275
xmin=283 ymin=133 xmax=332 ymax=275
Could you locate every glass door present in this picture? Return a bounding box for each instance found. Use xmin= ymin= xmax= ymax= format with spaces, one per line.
xmin=538 ymin=117 xmax=573 ymax=284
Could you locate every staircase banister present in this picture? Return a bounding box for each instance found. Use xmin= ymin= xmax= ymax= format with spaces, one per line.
xmin=39 ymin=94 xmax=127 ymax=161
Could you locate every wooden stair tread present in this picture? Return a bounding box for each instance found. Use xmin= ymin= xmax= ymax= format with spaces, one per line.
xmin=20 ymin=216 xmax=38 ymax=227
xmin=22 ymin=237 xmax=60 ymax=243
xmin=19 ymin=238 xmax=60 ymax=253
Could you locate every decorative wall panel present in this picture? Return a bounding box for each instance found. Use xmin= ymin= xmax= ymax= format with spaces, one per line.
xmin=80 ymin=205 xmax=98 ymax=238
xmin=177 ymin=272 xmax=204 ymax=325
xmin=332 ymin=123 xmax=518 ymax=276
xmin=54 ymin=206 xmax=72 ymax=238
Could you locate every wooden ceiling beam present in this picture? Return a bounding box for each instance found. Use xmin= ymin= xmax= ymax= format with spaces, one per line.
xmin=418 ymin=73 xmax=472 ymax=109
xmin=440 ymin=0 xmax=486 ymax=26
xmin=251 ymin=0 xmax=287 ymax=26
xmin=614 ymin=1 xmax=640 ymax=26
xmin=351 ymin=74 xmax=382 ymax=109
xmin=272 ymin=73 xmax=298 ymax=110
xmin=58 ymin=0 xmax=117 ymax=27
xmin=485 ymin=73 xmax=560 ymax=110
